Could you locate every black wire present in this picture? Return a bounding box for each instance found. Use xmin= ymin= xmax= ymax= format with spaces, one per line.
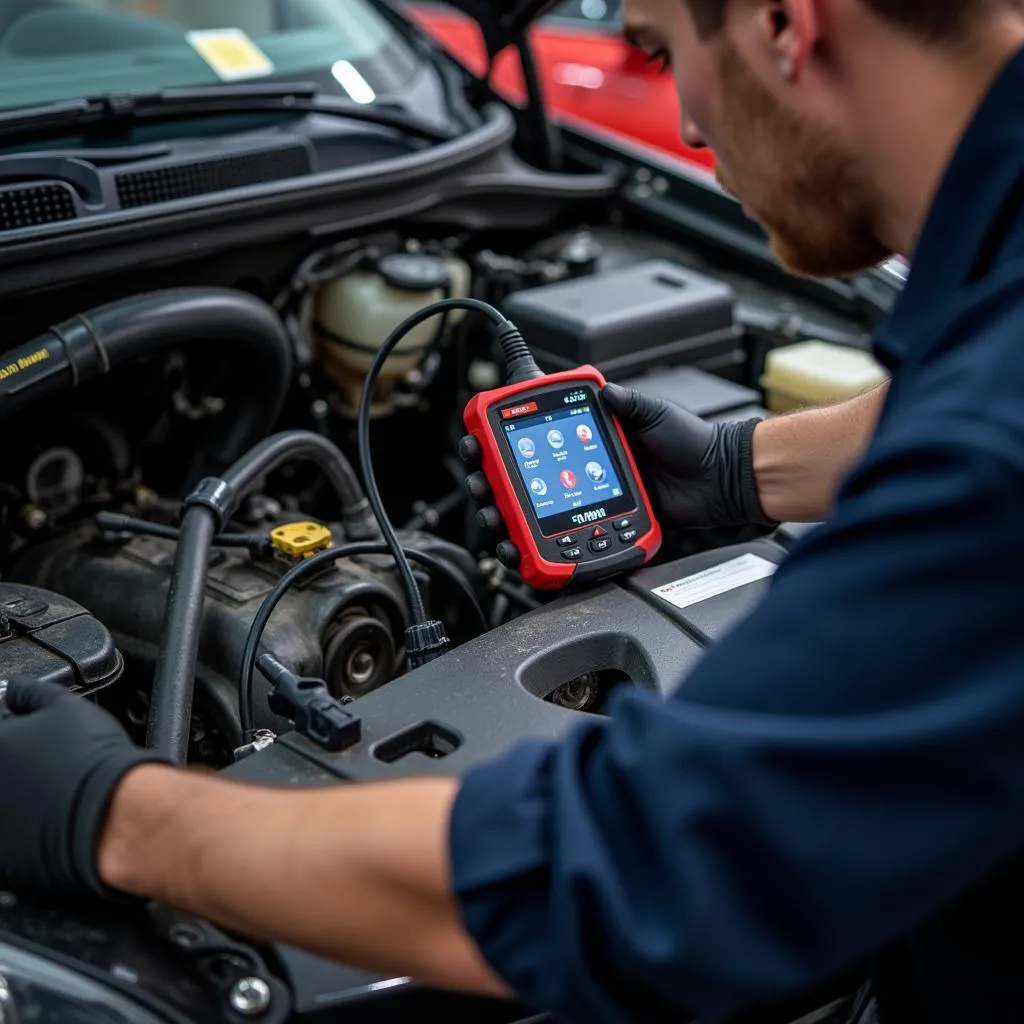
xmin=356 ymin=297 xmax=515 ymax=627
xmin=238 ymin=542 xmax=488 ymax=741
xmin=94 ymin=512 xmax=268 ymax=552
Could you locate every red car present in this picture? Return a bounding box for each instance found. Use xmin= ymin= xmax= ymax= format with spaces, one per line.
xmin=405 ymin=0 xmax=715 ymax=169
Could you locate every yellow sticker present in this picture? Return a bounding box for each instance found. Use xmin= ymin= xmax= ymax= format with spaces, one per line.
xmin=186 ymin=28 xmax=275 ymax=82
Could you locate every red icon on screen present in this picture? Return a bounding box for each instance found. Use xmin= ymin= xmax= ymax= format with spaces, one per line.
xmin=560 ymin=470 xmax=577 ymax=490
xmin=576 ymin=424 xmax=593 ymax=443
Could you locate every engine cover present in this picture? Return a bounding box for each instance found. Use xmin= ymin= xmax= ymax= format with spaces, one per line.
xmin=229 ymin=538 xmax=783 ymax=784
xmin=0 ymin=582 xmax=122 ymax=694
xmin=225 ymin=539 xmax=785 ymax=1019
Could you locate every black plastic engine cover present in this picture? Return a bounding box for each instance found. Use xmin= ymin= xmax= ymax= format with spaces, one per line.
xmin=229 ymin=538 xmax=783 ymax=786
xmin=223 ymin=539 xmax=785 ymax=1021
xmin=0 ymin=582 xmax=122 ymax=693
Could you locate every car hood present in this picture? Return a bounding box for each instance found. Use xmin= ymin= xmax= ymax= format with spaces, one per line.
xmin=441 ymin=1 xmax=562 ymax=56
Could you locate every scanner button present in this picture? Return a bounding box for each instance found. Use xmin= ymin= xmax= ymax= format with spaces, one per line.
xmin=589 ymin=538 xmax=611 ymax=554
xmin=592 ymin=526 xmax=607 ymax=538
xmin=619 ymin=530 xmax=638 ymax=544
xmin=613 ymin=518 xmax=633 ymax=532
xmin=557 ymin=534 xmax=577 ymax=548
xmin=562 ymin=547 xmax=583 ymax=561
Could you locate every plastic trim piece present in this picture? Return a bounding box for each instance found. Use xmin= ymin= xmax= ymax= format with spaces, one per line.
xmin=0 ymin=102 xmax=514 ymax=244
xmin=0 ymin=104 xmax=617 ymax=300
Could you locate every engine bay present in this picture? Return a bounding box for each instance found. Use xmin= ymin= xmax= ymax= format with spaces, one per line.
xmin=0 ymin=222 xmax=880 ymax=762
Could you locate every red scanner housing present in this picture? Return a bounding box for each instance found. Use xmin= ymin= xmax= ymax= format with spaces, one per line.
xmin=464 ymin=365 xmax=661 ymax=590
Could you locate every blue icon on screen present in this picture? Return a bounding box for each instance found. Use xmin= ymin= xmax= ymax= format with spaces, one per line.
xmin=530 ymin=478 xmax=548 ymax=497
xmin=585 ymin=461 xmax=606 ymax=483
xmin=547 ymin=429 xmax=565 ymax=449
xmin=517 ymin=436 xmax=537 ymax=459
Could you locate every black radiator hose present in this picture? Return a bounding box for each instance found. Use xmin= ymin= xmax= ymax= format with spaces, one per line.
xmin=0 ymin=288 xmax=293 ymax=482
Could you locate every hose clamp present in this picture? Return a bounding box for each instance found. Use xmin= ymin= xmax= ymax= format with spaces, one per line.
xmin=184 ymin=477 xmax=237 ymax=530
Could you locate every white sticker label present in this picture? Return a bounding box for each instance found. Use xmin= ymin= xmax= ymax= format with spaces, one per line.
xmin=187 ymin=28 xmax=275 ymax=82
xmin=651 ymin=554 xmax=778 ymax=611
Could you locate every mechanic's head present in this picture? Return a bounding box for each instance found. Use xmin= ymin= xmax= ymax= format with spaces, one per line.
xmin=623 ymin=0 xmax=1024 ymax=276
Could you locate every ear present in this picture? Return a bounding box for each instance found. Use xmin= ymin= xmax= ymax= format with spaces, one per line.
xmin=756 ymin=0 xmax=821 ymax=82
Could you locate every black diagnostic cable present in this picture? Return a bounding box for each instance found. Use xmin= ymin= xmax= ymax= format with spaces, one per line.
xmin=143 ymin=296 xmax=528 ymax=755
xmin=356 ymin=296 xmax=535 ymax=666
xmin=237 ymin=542 xmax=489 ymax=743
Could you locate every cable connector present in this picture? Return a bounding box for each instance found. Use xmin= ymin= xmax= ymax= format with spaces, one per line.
xmin=270 ymin=521 xmax=333 ymax=559
xmin=495 ymin=319 xmax=543 ymax=385
xmin=405 ymin=620 xmax=450 ymax=669
xmin=183 ymin=477 xmax=237 ymax=531
xmin=257 ymin=654 xmax=361 ymax=753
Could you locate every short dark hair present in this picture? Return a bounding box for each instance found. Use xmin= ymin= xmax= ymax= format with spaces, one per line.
xmin=685 ymin=0 xmax=1011 ymax=43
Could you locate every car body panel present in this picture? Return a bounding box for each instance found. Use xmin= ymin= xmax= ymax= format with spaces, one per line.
xmin=405 ymin=1 xmax=715 ymax=168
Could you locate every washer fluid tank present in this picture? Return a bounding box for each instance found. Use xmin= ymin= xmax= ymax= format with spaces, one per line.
xmin=315 ymin=251 xmax=471 ymax=381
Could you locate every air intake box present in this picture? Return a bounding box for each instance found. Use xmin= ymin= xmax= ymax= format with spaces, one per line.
xmin=502 ymin=259 xmax=742 ymax=380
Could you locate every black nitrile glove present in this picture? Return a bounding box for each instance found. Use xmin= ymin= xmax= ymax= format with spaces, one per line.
xmin=601 ymin=383 xmax=777 ymax=529
xmin=0 ymin=677 xmax=168 ymax=897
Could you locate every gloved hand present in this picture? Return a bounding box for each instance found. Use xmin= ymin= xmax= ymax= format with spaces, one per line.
xmin=601 ymin=383 xmax=777 ymax=529
xmin=0 ymin=677 xmax=167 ymax=897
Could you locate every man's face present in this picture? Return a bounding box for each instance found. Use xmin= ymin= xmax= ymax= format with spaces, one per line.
xmin=623 ymin=0 xmax=891 ymax=278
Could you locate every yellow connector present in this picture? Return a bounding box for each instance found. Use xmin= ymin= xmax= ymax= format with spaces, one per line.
xmin=270 ymin=522 xmax=333 ymax=559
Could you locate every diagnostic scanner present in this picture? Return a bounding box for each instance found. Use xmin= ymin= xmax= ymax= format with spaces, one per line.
xmin=464 ymin=365 xmax=662 ymax=590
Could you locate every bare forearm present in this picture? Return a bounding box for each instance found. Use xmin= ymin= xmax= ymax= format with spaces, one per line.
xmin=753 ymin=383 xmax=889 ymax=522
xmin=97 ymin=765 xmax=507 ymax=998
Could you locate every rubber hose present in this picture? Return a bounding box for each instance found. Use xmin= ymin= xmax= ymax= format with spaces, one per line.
xmin=219 ymin=430 xmax=375 ymax=539
xmin=0 ymin=288 xmax=293 ymax=485
xmin=146 ymin=505 xmax=217 ymax=762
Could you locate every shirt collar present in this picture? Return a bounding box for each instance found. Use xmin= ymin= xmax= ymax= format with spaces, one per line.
xmin=874 ymin=43 xmax=1024 ymax=370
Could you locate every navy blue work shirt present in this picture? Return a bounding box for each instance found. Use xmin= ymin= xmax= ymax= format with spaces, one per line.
xmin=449 ymin=44 xmax=1024 ymax=1024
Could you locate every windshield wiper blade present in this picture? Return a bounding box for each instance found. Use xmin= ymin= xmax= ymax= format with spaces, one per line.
xmin=0 ymin=83 xmax=321 ymax=134
xmin=0 ymin=82 xmax=454 ymax=144
xmin=0 ymin=97 xmax=94 ymax=134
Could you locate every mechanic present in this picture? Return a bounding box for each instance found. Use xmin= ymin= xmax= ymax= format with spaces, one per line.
xmin=3 ymin=0 xmax=1024 ymax=1021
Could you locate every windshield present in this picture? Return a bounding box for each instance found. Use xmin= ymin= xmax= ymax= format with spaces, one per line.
xmin=0 ymin=0 xmax=413 ymax=110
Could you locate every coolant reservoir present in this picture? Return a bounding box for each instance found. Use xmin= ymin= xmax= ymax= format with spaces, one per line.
xmin=315 ymin=251 xmax=471 ymax=380
xmin=760 ymin=340 xmax=889 ymax=413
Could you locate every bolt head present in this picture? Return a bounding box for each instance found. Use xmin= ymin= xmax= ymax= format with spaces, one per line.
xmin=22 ymin=507 xmax=47 ymax=530
xmin=229 ymin=976 xmax=271 ymax=1017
